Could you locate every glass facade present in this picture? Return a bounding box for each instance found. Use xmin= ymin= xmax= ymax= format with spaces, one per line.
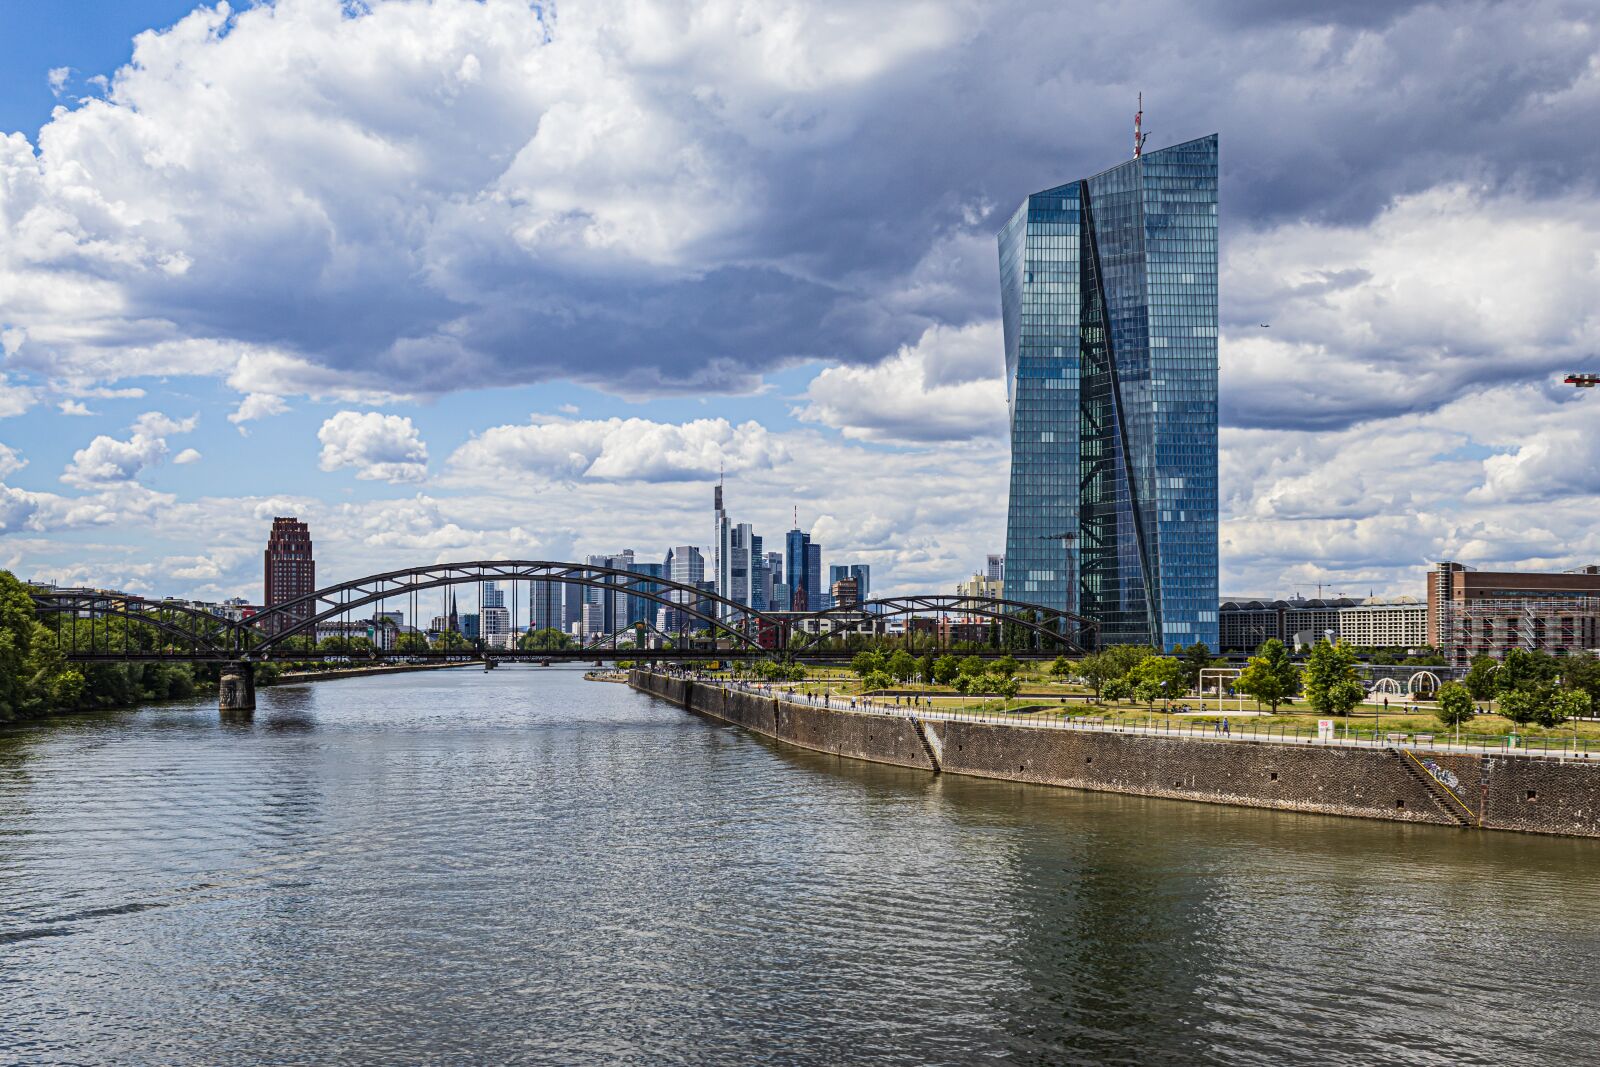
xmin=999 ymin=135 xmax=1218 ymax=651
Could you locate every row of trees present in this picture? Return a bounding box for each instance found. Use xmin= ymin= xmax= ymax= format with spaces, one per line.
xmin=1 ymin=571 xmax=214 ymax=722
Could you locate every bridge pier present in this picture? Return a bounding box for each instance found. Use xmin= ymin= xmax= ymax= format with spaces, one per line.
xmin=219 ymin=662 xmax=256 ymax=715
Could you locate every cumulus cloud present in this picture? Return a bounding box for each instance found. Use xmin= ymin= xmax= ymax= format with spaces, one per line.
xmin=1222 ymin=186 xmax=1600 ymax=430
xmin=450 ymin=415 xmax=786 ymax=483
xmin=173 ymin=447 xmax=202 ymax=465
xmin=58 ymin=400 xmax=94 ymax=416
xmin=0 ymin=443 xmax=25 ymax=478
xmin=2 ymin=0 xmax=1594 ymax=413
xmin=0 ymin=375 xmax=39 ymax=418
xmin=227 ymin=392 xmax=290 ymax=430
xmin=797 ymin=321 xmax=1005 ymax=442
xmin=60 ymin=411 xmax=197 ymax=488
xmin=317 ymin=411 xmax=429 ymax=483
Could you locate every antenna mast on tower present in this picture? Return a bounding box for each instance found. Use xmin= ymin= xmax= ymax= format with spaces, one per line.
xmin=1134 ymin=92 xmax=1150 ymax=158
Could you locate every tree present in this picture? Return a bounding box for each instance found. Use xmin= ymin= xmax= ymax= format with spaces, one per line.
xmin=520 ymin=628 xmax=573 ymax=651
xmin=887 ymin=649 xmax=917 ymax=683
xmin=0 ymin=571 xmax=40 ymax=720
xmin=1178 ymin=641 xmax=1217 ymax=692
xmin=1559 ymin=652 xmax=1600 ymax=702
xmin=850 ymin=650 xmax=886 ymax=678
xmin=394 ymin=632 xmax=430 ymax=653
xmin=1542 ymin=688 xmax=1589 ymax=729
xmin=932 ymin=654 xmax=960 ymax=686
xmin=958 ymin=655 xmax=985 ymax=679
xmin=919 ymin=653 xmax=936 ymax=684
xmin=862 ymin=670 xmax=893 ymax=693
xmin=1235 ymin=638 xmax=1299 ymax=713
xmin=1498 ymin=687 xmax=1542 ymax=727
xmin=1495 ymin=648 xmax=1559 ymax=695
xmin=1101 ymin=677 xmax=1131 ymax=705
xmin=993 ymin=654 xmax=1020 ymax=679
xmin=1463 ymin=655 xmax=1499 ymax=701
xmin=1435 ymin=682 xmax=1474 ymax=729
xmin=1305 ymin=639 xmax=1363 ymax=716
xmin=1076 ymin=652 xmax=1116 ymax=702
xmin=1129 ymin=655 xmax=1184 ymax=705
xmin=1048 ymin=656 xmax=1072 ymax=679
xmin=995 ymin=675 xmax=1021 ymax=707
xmin=433 ymin=631 xmax=472 ymax=651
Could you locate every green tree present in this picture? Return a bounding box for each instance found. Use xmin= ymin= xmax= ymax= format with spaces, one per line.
xmin=993 ymin=654 xmax=1020 ymax=679
xmin=1129 ymin=655 xmax=1184 ymax=705
xmin=862 ymin=670 xmax=893 ymax=693
xmin=1558 ymin=652 xmax=1600 ymax=702
xmin=433 ymin=631 xmax=472 ymax=651
xmin=1235 ymin=638 xmax=1300 ymax=713
xmin=1542 ymin=688 xmax=1589 ymax=729
xmin=1101 ymin=677 xmax=1131 ymax=705
xmin=1076 ymin=652 xmax=1116 ymax=702
xmin=394 ymin=632 xmax=430 ymax=653
xmin=932 ymin=654 xmax=960 ymax=686
xmin=1177 ymin=641 xmax=1217 ymax=692
xmin=0 ymin=572 xmax=43 ymax=720
xmin=1304 ymin=639 xmax=1363 ymax=716
xmin=1048 ymin=656 xmax=1072 ymax=679
xmin=1498 ymin=686 xmax=1543 ymax=727
xmin=850 ymin=650 xmax=886 ymax=678
xmin=1463 ymin=655 xmax=1499 ymax=700
xmin=887 ymin=649 xmax=917 ymax=683
xmin=958 ymin=655 xmax=985 ymax=678
xmin=1496 ymin=648 xmax=1558 ymax=695
xmin=519 ymin=627 xmax=573 ymax=651
xmin=919 ymin=653 xmax=935 ymax=684
xmin=1435 ymin=682 xmax=1474 ymax=729
xmin=995 ymin=675 xmax=1021 ymax=707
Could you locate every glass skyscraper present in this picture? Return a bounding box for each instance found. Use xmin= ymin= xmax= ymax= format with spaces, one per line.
xmin=999 ymin=134 xmax=1219 ymax=651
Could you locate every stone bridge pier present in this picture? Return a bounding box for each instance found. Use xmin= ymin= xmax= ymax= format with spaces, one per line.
xmin=219 ymin=663 xmax=256 ymax=715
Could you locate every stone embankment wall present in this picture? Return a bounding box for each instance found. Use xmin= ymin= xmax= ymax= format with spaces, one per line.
xmin=630 ymin=672 xmax=1600 ymax=838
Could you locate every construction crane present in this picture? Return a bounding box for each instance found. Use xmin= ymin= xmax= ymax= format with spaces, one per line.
xmin=1564 ymin=373 xmax=1598 ymax=389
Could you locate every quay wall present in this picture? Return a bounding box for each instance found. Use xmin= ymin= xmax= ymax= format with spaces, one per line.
xmin=630 ymin=672 xmax=1600 ymax=838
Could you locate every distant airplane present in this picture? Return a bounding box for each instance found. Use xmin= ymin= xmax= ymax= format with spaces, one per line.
xmin=1259 ymin=323 xmax=1270 ymax=328
xmin=1565 ymin=374 xmax=1598 ymax=389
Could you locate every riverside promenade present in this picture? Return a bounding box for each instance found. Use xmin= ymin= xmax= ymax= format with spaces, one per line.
xmin=635 ymin=670 xmax=1600 ymax=837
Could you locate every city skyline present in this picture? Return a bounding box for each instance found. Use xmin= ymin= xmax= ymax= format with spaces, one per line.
xmin=2 ymin=0 xmax=1598 ymax=607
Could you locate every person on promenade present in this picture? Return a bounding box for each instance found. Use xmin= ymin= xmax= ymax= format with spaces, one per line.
xmin=1222 ymin=717 xmax=1231 ymax=736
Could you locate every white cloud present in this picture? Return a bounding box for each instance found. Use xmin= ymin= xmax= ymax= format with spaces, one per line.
xmin=1222 ymin=185 xmax=1600 ymax=430
xmin=0 ymin=375 xmax=39 ymax=418
xmin=450 ymin=415 xmax=786 ymax=483
xmin=173 ymin=447 xmax=202 ymax=465
xmin=228 ymin=392 xmax=290 ymax=430
xmin=60 ymin=411 xmax=197 ymax=488
xmin=0 ymin=443 xmax=26 ymax=478
xmin=317 ymin=411 xmax=429 ymax=483
xmin=47 ymin=67 xmax=71 ymax=97
xmin=58 ymin=399 xmax=95 ymax=416
xmin=797 ymin=321 xmax=1006 ymax=443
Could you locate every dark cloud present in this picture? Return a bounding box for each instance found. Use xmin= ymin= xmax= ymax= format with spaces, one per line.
xmin=3 ymin=0 xmax=1597 ymax=412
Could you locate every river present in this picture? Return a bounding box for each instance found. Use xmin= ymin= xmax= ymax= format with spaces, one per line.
xmin=2 ymin=666 xmax=1597 ymax=1065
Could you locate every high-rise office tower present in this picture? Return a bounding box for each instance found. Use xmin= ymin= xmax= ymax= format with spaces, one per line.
xmin=998 ymin=133 xmax=1219 ymax=650
xmin=785 ymin=527 xmax=811 ymax=612
xmin=987 ymin=554 xmax=1005 ymax=585
xmin=263 ymin=517 xmax=315 ymax=634
xmin=712 ymin=482 xmax=730 ymax=615
xmin=806 ymin=543 xmax=828 ymax=611
xmin=530 ymin=580 xmax=562 ymax=632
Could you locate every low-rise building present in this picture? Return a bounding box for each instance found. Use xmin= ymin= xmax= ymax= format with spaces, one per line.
xmin=1429 ymin=561 xmax=1600 ymax=665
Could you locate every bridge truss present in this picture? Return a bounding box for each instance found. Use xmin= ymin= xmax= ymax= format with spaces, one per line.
xmin=31 ymin=560 xmax=1098 ymax=663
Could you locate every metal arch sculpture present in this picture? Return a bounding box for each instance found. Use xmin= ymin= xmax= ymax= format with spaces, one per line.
xmin=1407 ymin=670 xmax=1442 ymax=696
xmin=30 ymin=593 xmax=237 ymax=658
xmin=781 ymin=594 xmax=1098 ymax=653
xmin=244 ymin=560 xmax=770 ymax=653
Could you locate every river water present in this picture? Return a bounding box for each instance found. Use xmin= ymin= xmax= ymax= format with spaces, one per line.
xmin=2 ymin=667 xmax=1597 ymax=1066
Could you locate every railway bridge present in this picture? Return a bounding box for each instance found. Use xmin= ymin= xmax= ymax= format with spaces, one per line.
xmin=30 ymin=560 xmax=1098 ymax=714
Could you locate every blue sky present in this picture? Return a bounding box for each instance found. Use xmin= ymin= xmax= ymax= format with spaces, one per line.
xmin=2 ymin=0 xmax=1598 ymax=604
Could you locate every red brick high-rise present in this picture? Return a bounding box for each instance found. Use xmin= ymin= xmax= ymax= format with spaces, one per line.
xmin=264 ymin=517 xmax=316 ymax=633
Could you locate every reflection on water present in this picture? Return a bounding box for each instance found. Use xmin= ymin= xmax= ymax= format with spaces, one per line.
xmin=2 ymin=666 xmax=1597 ymax=1065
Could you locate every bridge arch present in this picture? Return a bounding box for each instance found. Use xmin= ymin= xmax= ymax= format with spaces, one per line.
xmin=245 ymin=560 xmax=769 ymax=653
xmin=783 ymin=595 xmax=1097 ymax=654
xmin=30 ymin=593 xmax=237 ymax=657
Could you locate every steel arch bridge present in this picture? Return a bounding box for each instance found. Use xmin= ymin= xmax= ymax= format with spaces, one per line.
xmin=30 ymin=559 xmax=1099 ymax=663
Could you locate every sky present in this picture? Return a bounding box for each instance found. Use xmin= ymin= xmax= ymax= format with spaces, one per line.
xmin=1 ymin=0 xmax=1598 ymax=605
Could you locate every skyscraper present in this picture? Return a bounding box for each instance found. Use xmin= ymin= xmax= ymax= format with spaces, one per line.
xmin=263 ymin=517 xmax=315 ymax=634
xmin=999 ymin=133 xmax=1218 ymax=650
xmin=785 ymin=527 xmax=811 ymax=612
